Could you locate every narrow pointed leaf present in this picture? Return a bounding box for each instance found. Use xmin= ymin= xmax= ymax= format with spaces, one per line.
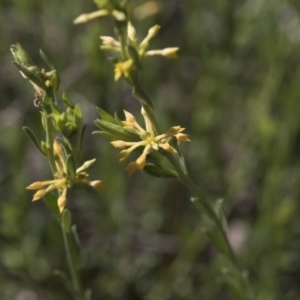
xmin=13 ymin=62 xmax=46 ymax=90
xmin=77 ymin=124 xmax=87 ymax=159
xmin=144 ymin=162 xmax=178 ymax=178
xmin=96 ymin=107 xmax=118 ymax=124
xmin=206 ymin=228 xmax=229 ymax=257
xmin=214 ymin=198 xmax=227 ymax=231
xmin=39 ymin=49 xmax=55 ymax=69
xmin=133 ymin=87 xmax=153 ymax=108
xmin=44 ymin=192 xmax=60 ymax=220
xmin=23 ymin=126 xmax=46 ymax=156
xmin=66 ymin=154 xmax=77 ymax=183
xmin=62 ymin=92 xmax=75 ymax=109
xmin=62 ymin=209 xmax=72 ymax=233
xmin=94 ymin=119 xmax=139 ymax=141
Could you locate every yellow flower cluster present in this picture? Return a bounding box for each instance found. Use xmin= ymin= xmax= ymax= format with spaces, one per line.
xmin=100 ymin=22 xmax=179 ymax=81
xmin=111 ymin=108 xmax=190 ymax=175
xmin=27 ymin=140 xmax=103 ymax=213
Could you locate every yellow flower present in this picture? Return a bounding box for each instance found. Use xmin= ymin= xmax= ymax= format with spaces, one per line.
xmin=27 ymin=140 xmax=103 ymax=213
xmin=73 ymin=9 xmax=125 ymax=24
xmin=111 ymin=108 xmax=190 ymax=175
xmin=114 ymin=59 xmax=133 ymax=81
xmin=145 ymin=47 xmax=179 ymax=59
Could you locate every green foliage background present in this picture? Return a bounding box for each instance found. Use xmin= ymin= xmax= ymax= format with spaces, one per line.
xmin=1 ymin=0 xmax=300 ymax=299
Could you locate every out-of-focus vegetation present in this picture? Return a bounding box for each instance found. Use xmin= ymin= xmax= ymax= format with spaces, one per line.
xmin=1 ymin=0 xmax=300 ymax=299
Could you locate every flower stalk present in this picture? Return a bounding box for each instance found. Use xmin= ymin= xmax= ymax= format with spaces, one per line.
xmin=11 ymin=44 xmax=102 ymax=299
xmin=75 ymin=2 xmax=254 ymax=298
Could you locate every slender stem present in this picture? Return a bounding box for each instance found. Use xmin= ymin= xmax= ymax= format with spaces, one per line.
xmin=116 ymin=22 xmax=253 ymax=298
xmin=127 ymin=70 xmax=253 ymax=299
xmin=166 ymin=153 xmax=254 ymax=300
xmin=61 ymin=221 xmax=83 ymax=300
xmin=42 ymin=98 xmax=84 ymax=299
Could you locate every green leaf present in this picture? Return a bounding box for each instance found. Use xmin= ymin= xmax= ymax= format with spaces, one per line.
xmin=13 ymin=61 xmax=46 ymax=90
xmin=127 ymin=45 xmax=141 ymax=68
xmin=206 ymin=228 xmax=229 ymax=257
xmin=50 ymin=102 xmax=62 ymax=115
xmin=23 ymin=126 xmax=46 ymax=156
xmin=39 ymin=49 xmax=55 ymax=69
xmin=92 ymin=131 xmax=119 ymax=141
xmin=94 ymin=119 xmax=139 ymax=141
xmin=76 ymin=125 xmax=86 ymax=159
xmin=10 ymin=43 xmax=35 ymax=67
xmin=96 ymin=107 xmax=118 ymax=124
xmin=44 ymin=192 xmax=60 ymax=220
xmin=214 ymin=198 xmax=227 ymax=231
xmin=62 ymin=92 xmax=75 ymax=109
xmin=144 ymin=162 xmax=178 ymax=178
xmin=66 ymin=154 xmax=77 ymax=183
xmin=132 ymin=87 xmax=153 ymax=108
xmin=62 ymin=209 xmax=72 ymax=233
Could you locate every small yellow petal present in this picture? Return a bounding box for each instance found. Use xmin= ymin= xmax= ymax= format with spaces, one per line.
xmin=135 ymin=154 xmax=146 ymax=170
xmin=127 ymin=22 xmax=137 ymax=42
xmin=114 ymin=59 xmax=133 ymax=81
xmin=145 ymin=47 xmax=179 ymax=59
xmin=57 ymin=195 xmax=67 ymax=213
xmin=133 ymin=1 xmax=162 ymax=20
xmin=111 ymin=10 xmax=126 ymax=21
xmin=32 ymin=189 xmax=47 ymax=201
xmin=100 ymin=36 xmax=120 ymax=47
xmin=167 ymin=126 xmax=183 ymax=135
xmin=159 ymin=143 xmax=177 ymax=153
xmin=76 ymin=158 xmax=96 ymax=174
xmin=27 ymin=181 xmax=46 ymax=190
xmin=118 ymin=149 xmax=130 ymax=161
xmin=73 ymin=9 xmax=109 ymax=24
xmin=89 ymin=180 xmax=104 ymax=191
xmin=125 ymin=161 xmax=139 ymax=176
xmin=176 ymin=133 xmax=190 ymax=142
xmin=53 ymin=140 xmax=63 ymax=157
xmin=161 ymin=47 xmax=179 ymax=59
xmin=57 ymin=188 xmax=68 ymax=213
xmin=140 ymin=24 xmax=161 ymax=48
xmin=111 ymin=140 xmax=128 ymax=148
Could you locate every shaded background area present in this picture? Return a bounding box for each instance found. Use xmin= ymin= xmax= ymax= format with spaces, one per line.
xmin=1 ymin=0 xmax=300 ymax=299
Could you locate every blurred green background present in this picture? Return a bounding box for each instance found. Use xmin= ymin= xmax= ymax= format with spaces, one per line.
xmin=1 ymin=0 xmax=300 ymax=299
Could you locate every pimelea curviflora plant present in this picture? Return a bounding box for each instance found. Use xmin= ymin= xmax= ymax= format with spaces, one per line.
xmin=11 ymin=1 xmax=255 ymax=299
xmin=10 ymin=43 xmax=102 ymax=299
xmin=73 ymin=1 xmax=254 ymax=300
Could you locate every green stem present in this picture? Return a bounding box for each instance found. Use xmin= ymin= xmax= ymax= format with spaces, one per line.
xmin=42 ymin=102 xmax=84 ymax=299
xmin=166 ymin=153 xmax=254 ymax=300
xmin=127 ymin=72 xmax=253 ymax=299
xmin=43 ymin=107 xmax=57 ymax=174
xmin=61 ymin=220 xmax=83 ymax=300
xmin=117 ymin=23 xmax=253 ymax=298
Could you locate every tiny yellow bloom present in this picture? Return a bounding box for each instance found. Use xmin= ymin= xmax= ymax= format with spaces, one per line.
xmin=111 ymin=108 xmax=190 ymax=175
xmin=127 ymin=22 xmax=137 ymax=43
xmin=140 ymin=24 xmax=161 ymax=49
xmin=73 ymin=9 xmax=110 ymax=24
xmin=100 ymin=36 xmax=121 ymax=47
xmin=145 ymin=47 xmax=179 ymax=59
xmin=114 ymin=59 xmax=133 ymax=81
xmin=27 ymin=140 xmax=103 ymax=213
